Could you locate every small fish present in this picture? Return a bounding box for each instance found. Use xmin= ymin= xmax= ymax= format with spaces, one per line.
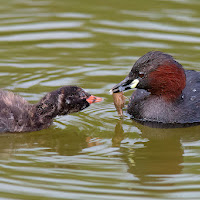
xmin=112 ymin=92 xmax=126 ymax=117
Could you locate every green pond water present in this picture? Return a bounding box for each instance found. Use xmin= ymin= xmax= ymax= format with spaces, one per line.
xmin=0 ymin=0 xmax=200 ymax=199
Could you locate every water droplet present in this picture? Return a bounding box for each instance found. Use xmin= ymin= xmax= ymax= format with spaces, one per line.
xmin=192 ymin=88 xmax=197 ymax=92
xmin=190 ymin=96 xmax=196 ymax=101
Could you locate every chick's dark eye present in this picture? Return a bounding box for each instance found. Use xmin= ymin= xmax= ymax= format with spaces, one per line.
xmin=138 ymin=72 xmax=144 ymax=78
xmin=80 ymin=91 xmax=86 ymax=99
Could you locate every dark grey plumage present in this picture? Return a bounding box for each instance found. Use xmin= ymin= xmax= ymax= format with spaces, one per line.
xmin=127 ymin=70 xmax=200 ymax=127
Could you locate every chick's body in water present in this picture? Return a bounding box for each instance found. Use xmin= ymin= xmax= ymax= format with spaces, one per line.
xmin=0 ymin=86 xmax=102 ymax=133
xmin=112 ymin=92 xmax=126 ymax=117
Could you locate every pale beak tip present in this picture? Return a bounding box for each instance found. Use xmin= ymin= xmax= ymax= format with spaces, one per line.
xmin=130 ymin=79 xmax=139 ymax=89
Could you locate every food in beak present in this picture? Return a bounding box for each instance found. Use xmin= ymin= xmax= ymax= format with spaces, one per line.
xmin=112 ymin=92 xmax=126 ymax=117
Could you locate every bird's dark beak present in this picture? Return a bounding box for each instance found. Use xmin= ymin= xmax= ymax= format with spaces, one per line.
xmin=110 ymin=76 xmax=139 ymax=94
xmin=86 ymin=95 xmax=103 ymax=104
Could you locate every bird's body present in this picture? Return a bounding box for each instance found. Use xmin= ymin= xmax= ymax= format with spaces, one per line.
xmin=128 ymin=70 xmax=200 ymax=126
xmin=111 ymin=51 xmax=200 ymax=128
xmin=0 ymin=86 xmax=102 ymax=133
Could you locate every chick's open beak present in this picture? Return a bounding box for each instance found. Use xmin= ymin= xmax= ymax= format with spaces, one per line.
xmin=86 ymin=95 xmax=103 ymax=104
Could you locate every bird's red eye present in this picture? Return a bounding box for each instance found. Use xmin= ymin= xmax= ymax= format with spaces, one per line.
xmin=138 ymin=72 xmax=144 ymax=78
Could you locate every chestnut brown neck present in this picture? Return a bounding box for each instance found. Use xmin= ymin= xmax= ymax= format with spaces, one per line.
xmin=148 ymin=63 xmax=186 ymax=102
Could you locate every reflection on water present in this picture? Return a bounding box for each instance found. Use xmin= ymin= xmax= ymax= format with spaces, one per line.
xmin=1 ymin=121 xmax=200 ymax=199
xmin=112 ymin=120 xmax=200 ymax=197
xmin=113 ymin=121 xmax=185 ymax=182
xmin=1 ymin=0 xmax=200 ymax=199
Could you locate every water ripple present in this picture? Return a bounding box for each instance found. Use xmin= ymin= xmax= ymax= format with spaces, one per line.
xmin=92 ymin=28 xmax=200 ymax=43
xmin=0 ymin=21 xmax=83 ymax=32
xmin=95 ymin=20 xmax=200 ymax=34
xmin=0 ymin=32 xmax=92 ymax=41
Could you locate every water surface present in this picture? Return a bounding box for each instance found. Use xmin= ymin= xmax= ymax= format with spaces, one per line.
xmin=1 ymin=0 xmax=200 ymax=199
